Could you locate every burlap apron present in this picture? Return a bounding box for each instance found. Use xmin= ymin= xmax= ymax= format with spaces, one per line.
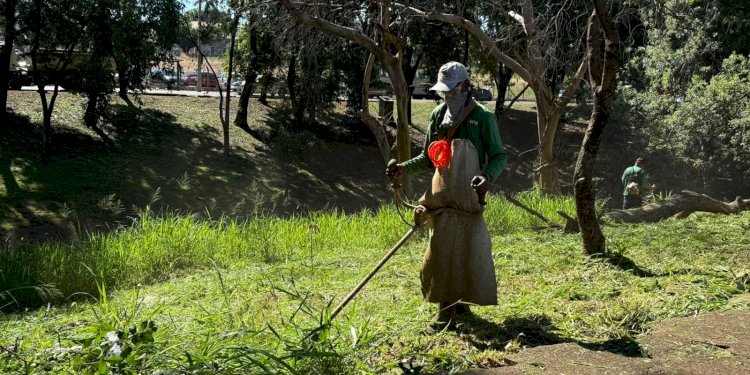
xmin=418 ymin=139 xmax=497 ymax=305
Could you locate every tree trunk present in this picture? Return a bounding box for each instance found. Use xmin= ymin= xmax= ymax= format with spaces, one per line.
xmin=536 ymin=97 xmax=562 ymax=195
xmin=39 ymin=88 xmax=60 ymax=164
xmin=114 ymin=54 xmax=135 ymax=107
xmin=118 ymin=77 xmax=135 ymax=107
xmin=84 ymin=92 xmax=98 ymax=129
xmin=222 ymin=9 xmax=241 ymax=156
xmin=287 ymin=54 xmax=296 ymax=102
xmin=384 ymin=61 xmax=412 ymax=190
xmin=604 ymin=191 xmax=750 ymax=224
xmin=259 ymin=84 xmax=268 ymax=105
xmin=1 ymin=0 xmax=19 ymax=120
xmin=0 ymin=48 xmax=11 ymax=120
xmin=234 ymin=72 xmax=256 ymax=131
xmin=494 ymin=64 xmax=513 ymax=119
xmin=386 ymin=65 xmax=410 ymax=142
xmin=575 ymin=2 xmax=620 ymax=255
xmin=360 ymin=53 xmax=392 ymax=162
xmin=402 ymin=47 xmax=420 ymax=125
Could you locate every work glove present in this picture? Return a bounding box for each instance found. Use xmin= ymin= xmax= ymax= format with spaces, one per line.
xmin=471 ymin=175 xmax=489 ymax=205
xmin=386 ymin=159 xmax=405 ymax=189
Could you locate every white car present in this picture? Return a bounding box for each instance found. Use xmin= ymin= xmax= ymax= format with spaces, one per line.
xmin=230 ymin=80 xmax=245 ymax=92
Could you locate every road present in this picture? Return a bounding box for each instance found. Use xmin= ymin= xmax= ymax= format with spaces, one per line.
xmin=18 ymin=85 xmax=241 ymax=98
xmin=16 ymin=86 xmax=450 ymax=102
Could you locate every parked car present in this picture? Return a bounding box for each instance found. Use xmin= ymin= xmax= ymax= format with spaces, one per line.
xmin=150 ymin=69 xmax=173 ymax=83
xmin=474 ymin=87 xmax=493 ymax=101
xmin=185 ymin=72 xmax=220 ymax=88
xmin=230 ymin=80 xmax=245 ymax=92
xmin=412 ymin=82 xmax=438 ymax=99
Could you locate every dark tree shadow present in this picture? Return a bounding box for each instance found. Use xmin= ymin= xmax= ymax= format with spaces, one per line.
xmin=593 ymin=250 xmax=721 ymax=279
xmin=1 ymin=111 xmax=78 ymax=244
xmin=597 ymin=251 xmax=659 ymax=278
xmin=453 ymin=313 xmax=647 ymax=358
xmin=454 ymin=314 xmax=568 ymax=351
xmin=1 ymin=99 xmax=404 ymax=244
xmin=579 ymin=336 xmax=647 ymax=357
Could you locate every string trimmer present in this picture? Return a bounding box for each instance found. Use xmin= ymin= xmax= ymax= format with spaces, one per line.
xmin=326 ymin=159 xmax=425 ymax=324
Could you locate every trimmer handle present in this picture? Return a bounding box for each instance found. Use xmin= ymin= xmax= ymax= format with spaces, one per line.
xmin=471 ymin=176 xmax=488 ymax=206
xmin=386 ymin=159 xmax=401 ymax=190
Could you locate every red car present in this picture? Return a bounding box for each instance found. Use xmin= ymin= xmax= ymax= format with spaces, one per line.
xmin=185 ymin=72 xmax=219 ymax=88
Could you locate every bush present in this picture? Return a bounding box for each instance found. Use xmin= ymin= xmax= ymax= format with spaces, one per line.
xmin=613 ymin=53 xmax=750 ymax=198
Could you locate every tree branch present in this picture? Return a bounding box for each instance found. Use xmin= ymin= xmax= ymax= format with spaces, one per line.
xmin=279 ymin=0 xmax=385 ymax=62
xmin=393 ymin=2 xmax=533 ymax=84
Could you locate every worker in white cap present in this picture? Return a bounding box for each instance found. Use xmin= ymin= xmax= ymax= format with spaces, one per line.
xmin=387 ymin=61 xmax=506 ymax=330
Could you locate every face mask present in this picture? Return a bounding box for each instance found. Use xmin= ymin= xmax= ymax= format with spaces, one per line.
xmin=440 ymin=89 xmax=469 ymax=128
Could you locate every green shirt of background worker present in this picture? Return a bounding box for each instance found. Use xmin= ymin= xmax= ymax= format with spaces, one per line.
xmin=386 ymin=61 xmax=506 ymax=330
xmin=622 ymin=156 xmax=653 ymax=209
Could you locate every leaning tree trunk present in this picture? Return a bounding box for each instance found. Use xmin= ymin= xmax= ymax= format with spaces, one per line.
xmin=235 ymin=16 xmax=259 ymax=131
xmin=359 ymin=53 xmax=392 ymax=162
xmin=287 ymin=53 xmax=305 ymax=125
xmin=574 ymin=3 xmax=620 ymax=256
xmin=117 ymin=76 xmax=135 ymax=107
xmin=39 ymin=87 xmax=60 ymax=164
xmin=279 ymin=0 xmax=413 ymax=193
xmin=604 ymin=191 xmax=750 ymax=224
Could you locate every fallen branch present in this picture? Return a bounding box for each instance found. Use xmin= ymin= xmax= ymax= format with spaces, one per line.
xmin=503 ymin=193 xmax=562 ymax=230
xmin=604 ymin=190 xmax=750 ymax=224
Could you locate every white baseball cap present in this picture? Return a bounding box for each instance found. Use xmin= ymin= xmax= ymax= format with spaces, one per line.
xmin=429 ymin=61 xmax=470 ymax=92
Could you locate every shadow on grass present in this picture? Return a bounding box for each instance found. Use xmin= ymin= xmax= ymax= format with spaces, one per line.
xmin=595 ymin=251 xmax=721 ymax=279
xmin=599 ymin=252 xmax=659 ymax=278
xmin=1 ymin=99 xmax=395 ymax=244
xmin=455 ymin=313 xmax=646 ymax=358
xmin=455 ymin=314 xmax=567 ymax=351
xmin=1 ymin=111 xmax=80 ymax=243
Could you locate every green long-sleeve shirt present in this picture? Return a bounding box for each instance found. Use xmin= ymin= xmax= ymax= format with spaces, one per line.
xmin=621 ymin=165 xmax=650 ymax=196
xmin=401 ymin=102 xmax=507 ymax=182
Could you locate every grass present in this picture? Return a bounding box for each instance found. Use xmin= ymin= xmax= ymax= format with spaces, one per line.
xmin=3 ymin=91 xmax=749 ymax=373
xmin=1 ymin=92 xmax=397 ymax=233
xmin=3 ymin=92 xmax=536 ymax=234
xmin=2 ymin=197 xmax=749 ymax=373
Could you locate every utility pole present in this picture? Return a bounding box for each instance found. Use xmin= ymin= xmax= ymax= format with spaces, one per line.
xmin=196 ymin=0 xmax=202 ymax=92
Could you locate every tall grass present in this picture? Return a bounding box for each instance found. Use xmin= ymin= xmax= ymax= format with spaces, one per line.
xmin=0 ymin=192 xmax=570 ymax=308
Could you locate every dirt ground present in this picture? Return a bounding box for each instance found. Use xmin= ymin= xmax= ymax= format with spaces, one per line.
xmin=454 ymin=298 xmax=750 ymax=375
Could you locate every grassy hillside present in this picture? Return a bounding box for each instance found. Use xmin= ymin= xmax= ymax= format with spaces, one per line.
xmin=1 ymin=92 xmax=396 ymax=235
xmin=3 ymin=91 xmax=747 ymax=374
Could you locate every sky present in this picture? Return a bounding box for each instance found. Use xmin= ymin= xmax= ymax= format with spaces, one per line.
xmin=179 ymin=0 xmax=196 ymax=11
